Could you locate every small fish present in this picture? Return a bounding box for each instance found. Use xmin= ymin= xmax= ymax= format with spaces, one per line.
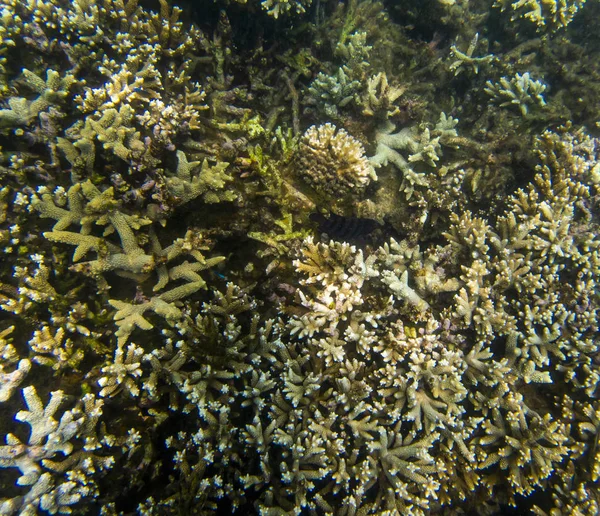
xmin=309 ymin=212 xmax=381 ymax=243
xmin=210 ymin=270 xmax=228 ymax=281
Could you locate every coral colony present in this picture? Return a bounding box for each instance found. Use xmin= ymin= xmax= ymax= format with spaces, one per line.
xmin=0 ymin=0 xmax=600 ymax=514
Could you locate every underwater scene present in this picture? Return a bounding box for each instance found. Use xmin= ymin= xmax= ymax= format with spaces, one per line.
xmin=1 ymin=0 xmax=600 ymax=514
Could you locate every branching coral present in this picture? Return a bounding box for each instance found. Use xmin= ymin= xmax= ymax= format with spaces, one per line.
xmin=0 ymin=386 xmax=112 ymax=514
xmin=0 ymin=68 xmax=76 ymax=129
xmin=0 ymin=327 xmax=30 ymax=402
xmin=28 ymin=325 xmax=84 ymax=371
xmin=369 ymin=113 xmax=459 ymax=200
xmin=0 ymin=0 xmax=599 ymax=514
xmin=360 ymin=71 xmax=406 ymax=119
xmin=448 ymin=33 xmax=495 ymax=76
xmin=494 ymin=0 xmax=587 ymax=30
xmin=475 ymin=396 xmax=571 ymax=498
xmin=306 ymin=68 xmax=361 ymax=120
xmin=484 ymin=72 xmax=547 ymax=116
xmin=165 ymin=150 xmax=235 ymax=206
xmin=260 ymin=0 xmax=313 ymax=18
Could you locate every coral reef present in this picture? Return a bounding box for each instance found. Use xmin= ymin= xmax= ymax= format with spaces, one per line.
xmin=0 ymin=0 xmax=599 ymax=513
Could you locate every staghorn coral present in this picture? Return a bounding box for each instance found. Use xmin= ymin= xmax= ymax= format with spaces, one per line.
xmin=98 ymin=342 xmax=144 ymax=398
xmin=360 ymin=71 xmax=406 ymax=119
xmin=484 ymin=72 xmax=548 ymax=117
xmin=28 ymin=325 xmax=85 ymax=371
xmin=235 ymin=125 xmax=599 ymax=513
xmin=109 ymin=281 xmax=209 ymax=347
xmin=369 ymin=113 xmax=459 ymax=193
xmin=305 ymin=68 xmax=361 ymax=121
xmin=32 ymin=180 xmax=224 ymax=283
xmin=366 ymin=112 xmax=469 ymax=236
xmin=448 ymin=33 xmax=495 ymax=76
xmin=0 ymin=68 xmax=76 ymax=129
xmin=334 ymin=31 xmax=373 ymax=81
xmin=75 ymin=105 xmax=147 ymax=164
xmin=259 ymin=0 xmax=313 ymax=18
xmin=0 ymin=386 xmax=112 ymax=514
xmin=255 ymin=236 xmax=467 ymax=512
xmin=0 ymin=326 xmax=30 ymax=403
xmin=28 ymin=177 xmax=227 ymax=360
xmin=494 ymin=0 xmax=587 ymax=30
xmin=165 ymin=150 xmax=235 ymax=206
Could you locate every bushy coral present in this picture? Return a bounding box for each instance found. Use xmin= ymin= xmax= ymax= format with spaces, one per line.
xmin=494 ymin=0 xmax=586 ymax=30
xmin=297 ymin=123 xmax=377 ymax=197
xmin=484 ymin=72 xmax=547 ymax=116
xmin=260 ymin=0 xmax=313 ymax=18
xmin=306 ymin=68 xmax=361 ymax=120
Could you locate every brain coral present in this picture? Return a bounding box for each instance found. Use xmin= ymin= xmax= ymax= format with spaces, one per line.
xmin=298 ymin=123 xmax=377 ymax=197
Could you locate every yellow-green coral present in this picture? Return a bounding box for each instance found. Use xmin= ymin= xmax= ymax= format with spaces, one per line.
xmin=495 ymin=0 xmax=586 ymax=30
xmin=0 ymin=69 xmax=75 ymax=128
